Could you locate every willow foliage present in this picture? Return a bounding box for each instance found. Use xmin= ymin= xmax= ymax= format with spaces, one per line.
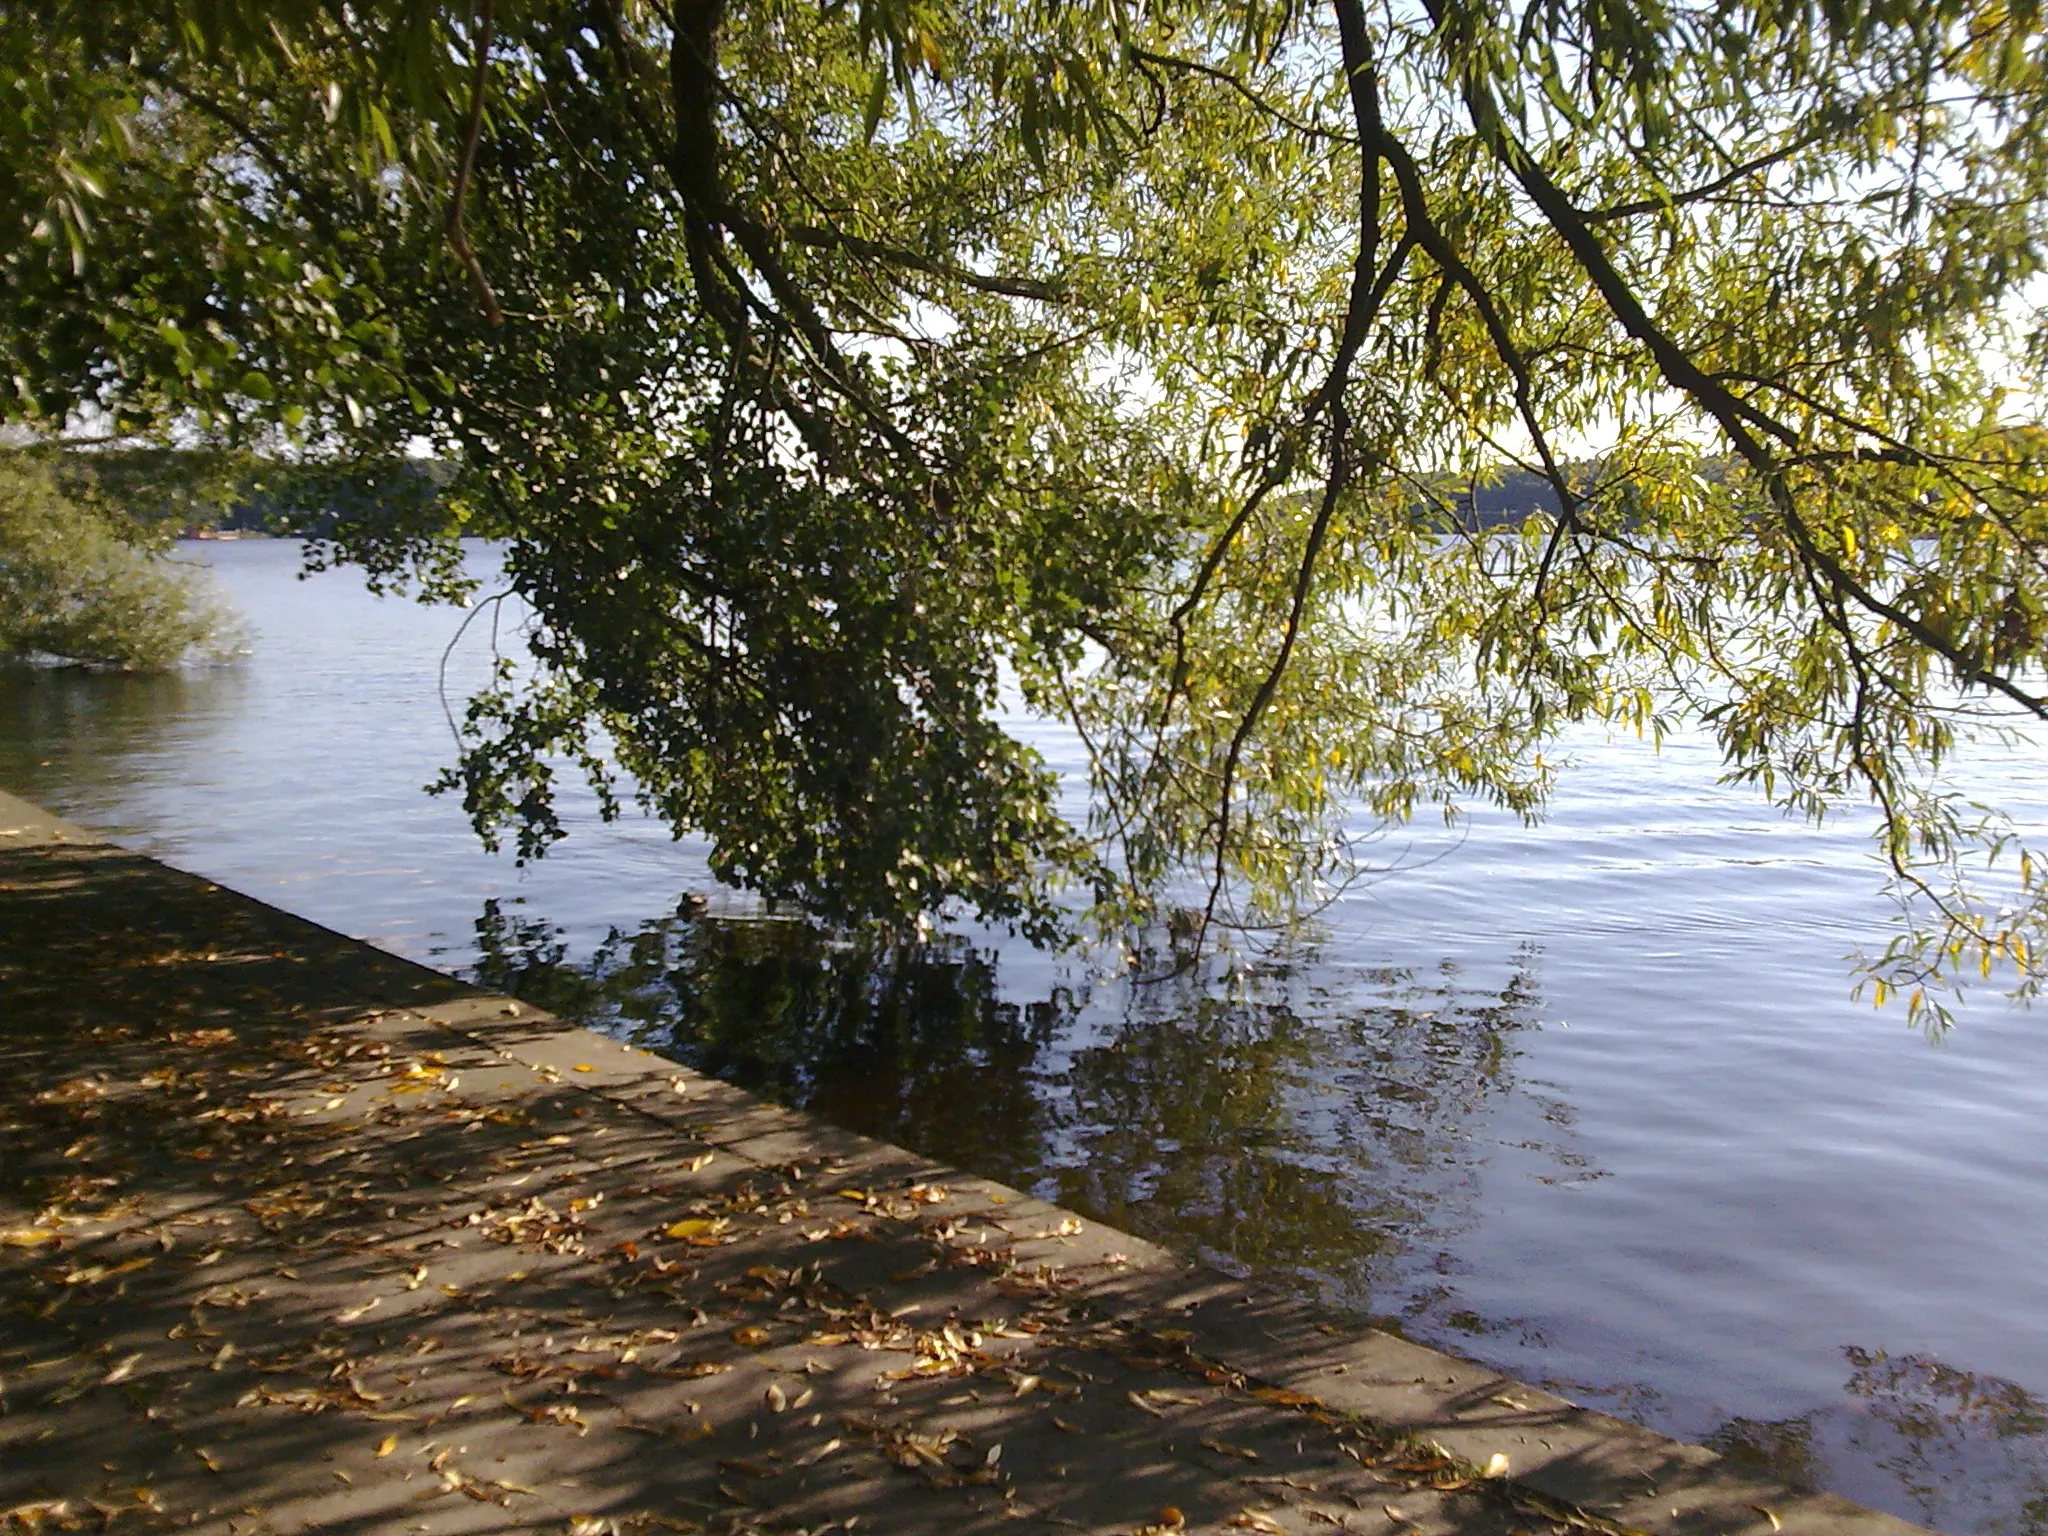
xmin=10 ymin=0 xmax=2048 ymax=1019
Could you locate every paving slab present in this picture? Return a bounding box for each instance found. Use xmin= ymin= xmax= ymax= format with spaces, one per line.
xmin=0 ymin=788 xmax=1932 ymax=1536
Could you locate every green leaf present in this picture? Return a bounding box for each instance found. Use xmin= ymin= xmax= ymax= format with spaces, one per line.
xmin=862 ymin=68 xmax=888 ymax=142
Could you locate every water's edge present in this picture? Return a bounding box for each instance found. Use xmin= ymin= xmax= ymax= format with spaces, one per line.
xmin=0 ymin=786 xmax=1933 ymax=1536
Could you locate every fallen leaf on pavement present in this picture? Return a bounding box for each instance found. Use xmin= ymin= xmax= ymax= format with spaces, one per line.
xmin=101 ymin=1352 xmax=142 ymax=1385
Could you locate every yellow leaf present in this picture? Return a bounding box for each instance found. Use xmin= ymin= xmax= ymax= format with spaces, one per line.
xmin=731 ymin=1325 xmax=772 ymax=1348
xmin=1248 ymin=1386 xmax=1319 ymax=1408
xmin=376 ymin=1434 xmax=398 ymax=1458
xmin=1483 ymin=1452 xmax=1510 ymax=1478
xmin=573 ymin=1064 xmax=595 ymax=1073
xmin=664 ymin=1218 xmax=719 ymax=1239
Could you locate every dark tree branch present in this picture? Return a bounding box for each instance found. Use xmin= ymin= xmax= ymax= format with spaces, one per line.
xmin=659 ymin=0 xmax=927 ymax=470
xmin=1581 ymin=132 xmax=1825 ymax=224
xmin=1127 ymin=44 xmax=1360 ymax=145
xmin=784 ymin=225 xmax=1064 ymax=302
xmin=1420 ymin=0 xmax=2048 ymax=721
xmin=447 ymin=0 xmax=504 ymax=324
xmin=1371 ymin=127 xmax=1583 ymax=607
xmin=155 ymin=78 xmax=341 ymax=243
xmin=1195 ymin=0 xmax=1393 ymax=942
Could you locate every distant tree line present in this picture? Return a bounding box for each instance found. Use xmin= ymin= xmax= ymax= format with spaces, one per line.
xmin=204 ymin=456 xmax=460 ymax=540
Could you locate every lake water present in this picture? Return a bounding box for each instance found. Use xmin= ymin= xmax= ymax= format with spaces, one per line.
xmin=5 ymin=538 xmax=2047 ymax=1536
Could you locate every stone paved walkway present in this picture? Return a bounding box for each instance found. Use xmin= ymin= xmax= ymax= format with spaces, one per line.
xmin=0 ymin=792 xmax=1924 ymax=1536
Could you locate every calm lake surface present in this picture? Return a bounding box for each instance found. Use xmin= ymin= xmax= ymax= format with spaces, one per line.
xmin=6 ymin=539 xmax=2047 ymax=1535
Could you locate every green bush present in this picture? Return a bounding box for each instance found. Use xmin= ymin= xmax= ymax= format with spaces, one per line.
xmin=0 ymin=456 xmax=241 ymax=668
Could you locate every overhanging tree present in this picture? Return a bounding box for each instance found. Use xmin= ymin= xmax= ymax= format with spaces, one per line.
xmin=10 ymin=0 xmax=2048 ymax=1021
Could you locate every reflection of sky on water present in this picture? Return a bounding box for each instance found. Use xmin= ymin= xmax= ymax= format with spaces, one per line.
xmin=4 ymin=537 xmax=2048 ymax=1535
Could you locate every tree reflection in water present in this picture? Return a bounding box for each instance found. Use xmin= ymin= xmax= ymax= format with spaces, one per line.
xmin=467 ymin=900 xmax=1551 ymax=1315
xmin=1039 ymin=953 xmax=1547 ymax=1303
xmin=0 ymin=661 xmax=244 ymax=817
xmin=1710 ymin=1351 xmax=2048 ymax=1536
xmin=470 ymin=898 xmax=1064 ymax=1189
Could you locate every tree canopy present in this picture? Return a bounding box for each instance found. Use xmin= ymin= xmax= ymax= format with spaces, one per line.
xmin=11 ymin=0 xmax=2048 ymax=1021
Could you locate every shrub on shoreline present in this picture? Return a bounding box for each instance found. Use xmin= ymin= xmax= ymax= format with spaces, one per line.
xmin=0 ymin=456 xmax=241 ymax=669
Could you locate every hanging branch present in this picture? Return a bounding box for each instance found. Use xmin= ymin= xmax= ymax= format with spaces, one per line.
xmin=447 ymin=0 xmax=503 ymax=324
xmin=1425 ymin=3 xmax=2048 ymax=721
xmin=1191 ymin=0 xmax=1396 ymax=944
